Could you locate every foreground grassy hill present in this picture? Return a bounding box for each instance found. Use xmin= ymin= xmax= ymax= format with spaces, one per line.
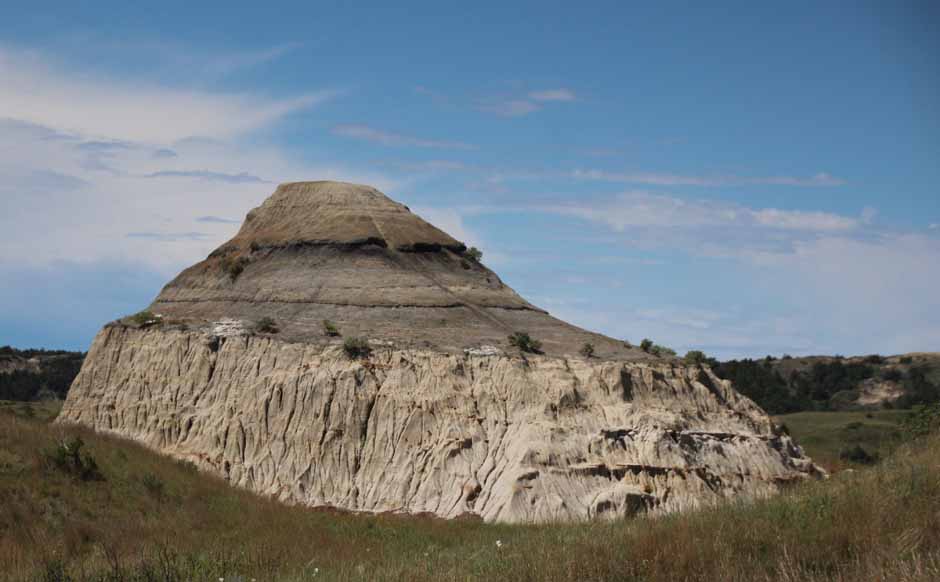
xmin=2 ymin=401 xmax=939 ymax=581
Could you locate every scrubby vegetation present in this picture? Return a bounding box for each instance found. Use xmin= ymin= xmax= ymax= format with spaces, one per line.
xmin=254 ymin=316 xmax=280 ymax=334
xmin=465 ymin=246 xmax=483 ymax=262
xmin=0 ymin=347 xmax=84 ymax=402
xmin=639 ymin=338 xmax=676 ymax=357
xmin=220 ymin=255 xmax=251 ymax=281
xmin=322 ymin=319 xmax=341 ymax=337
xmin=342 ymin=337 xmax=372 ymax=359
xmin=126 ymin=310 xmax=162 ymax=327
xmin=508 ymin=332 xmax=542 ymax=354
xmin=579 ymin=342 xmax=595 ymax=358
xmin=714 ymin=355 xmax=940 ymax=414
xmin=2 ymin=401 xmax=940 ymax=581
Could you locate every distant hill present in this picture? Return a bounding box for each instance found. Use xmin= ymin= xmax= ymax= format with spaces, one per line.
xmin=712 ymin=353 xmax=940 ymax=414
xmin=0 ymin=346 xmax=85 ymax=401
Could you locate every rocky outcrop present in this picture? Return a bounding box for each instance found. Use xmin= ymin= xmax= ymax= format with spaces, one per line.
xmin=58 ymin=180 xmax=823 ymax=523
xmin=59 ymin=325 xmax=820 ymax=523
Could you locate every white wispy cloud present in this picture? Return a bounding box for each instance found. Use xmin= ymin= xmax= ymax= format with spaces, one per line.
xmin=528 ymin=88 xmax=576 ymax=102
xmin=547 ymin=191 xmax=860 ymax=233
xmin=0 ymin=47 xmax=334 ymax=143
xmin=145 ymin=169 xmax=271 ymax=184
xmin=331 ymin=124 xmax=475 ymax=150
xmin=0 ymin=45 xmax=395 ymax=273
xmin=478 ymin=99 xmax=541 ymax=117
xmin=571 ymin=168 xmax=846 ymax=187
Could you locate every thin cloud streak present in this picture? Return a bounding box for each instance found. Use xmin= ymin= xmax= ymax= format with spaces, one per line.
xmin=529 ymin=88 xmax=576 ymax=102
xmin=331 ymin=124 xmax=475 ymax=150
xmin=571 ymin=169 xmax=846 ymax=187
xmin=146 ymin=170 xmax=270 ymax=184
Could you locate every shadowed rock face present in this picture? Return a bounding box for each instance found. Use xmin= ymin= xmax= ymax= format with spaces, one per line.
xmin=59 ymin=181 xmax=824 ymax=523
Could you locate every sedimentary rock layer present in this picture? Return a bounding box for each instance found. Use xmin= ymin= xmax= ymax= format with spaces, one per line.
xmin=59 ymin=326 xmax=821 ymax=523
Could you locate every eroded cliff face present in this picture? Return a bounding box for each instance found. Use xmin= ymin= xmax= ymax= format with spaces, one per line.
xmin=59 ymin=325 xmax=820 ymax=523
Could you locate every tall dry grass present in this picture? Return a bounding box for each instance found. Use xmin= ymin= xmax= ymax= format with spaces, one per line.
xmin=1 ymin=402 xmax=938 ymax=581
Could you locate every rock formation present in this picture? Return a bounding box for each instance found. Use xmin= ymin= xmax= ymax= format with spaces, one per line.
xmin=58 ymin=181 xmax=822 ymax=523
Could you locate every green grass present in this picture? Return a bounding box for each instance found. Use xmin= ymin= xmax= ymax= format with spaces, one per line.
xmin=775 ymin=409 xmax=909 ymax=470
xmin=2 ymin=402 xmax=939 ymax=581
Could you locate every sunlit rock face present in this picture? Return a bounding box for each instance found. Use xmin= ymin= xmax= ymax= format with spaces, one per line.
xmin=58 ymin=181 xmax=822 ymax=523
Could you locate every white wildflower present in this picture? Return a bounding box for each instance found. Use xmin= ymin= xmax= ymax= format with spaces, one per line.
xmin=495 ymin=539 xmax=503 ymax=549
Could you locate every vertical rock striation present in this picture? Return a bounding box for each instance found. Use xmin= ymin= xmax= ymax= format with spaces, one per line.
xmin=58 ymin=181 xmax=822 ymax=523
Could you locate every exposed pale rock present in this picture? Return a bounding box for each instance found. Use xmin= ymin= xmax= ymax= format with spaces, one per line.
xmin=60 ymin=326 xmax=821 ymax=522
xmin=58 ymin=180 xmax=823 ymax=523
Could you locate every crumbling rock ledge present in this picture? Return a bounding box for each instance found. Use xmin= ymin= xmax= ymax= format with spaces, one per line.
xmin=58 ymin=325 xmax=823 ymax=523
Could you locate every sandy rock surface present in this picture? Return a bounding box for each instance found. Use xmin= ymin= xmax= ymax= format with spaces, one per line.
xmin=59 ymin=326 xmax=821 ymax=523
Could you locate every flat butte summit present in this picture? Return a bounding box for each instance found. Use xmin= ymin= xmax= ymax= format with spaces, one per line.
xmin=59 ymin=181 xmax=823 ymax=523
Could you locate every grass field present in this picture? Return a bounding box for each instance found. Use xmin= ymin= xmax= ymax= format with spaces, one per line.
xmin=774 ymin=409 xmax=910 ymax=471
xmin=1 ymin=401 xmax=938 ymax=581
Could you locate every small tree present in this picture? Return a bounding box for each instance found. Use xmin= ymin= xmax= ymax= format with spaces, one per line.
xmin=508 ymin=332 xmax=543 ymax=354
xmin=465 ymin=247 xmax=483 ymax=262
xmin=640 ymin=339 xmax=654 ymax=353
xmin=322 ymin=319 xmax=341 ymax=337
xmin=684 ymin=350 xmax=707 ymax=366
xmin=343 ymin=337 xmax=372 ymax=359
xmin=579 ymin=342 xmax=596 ymax=358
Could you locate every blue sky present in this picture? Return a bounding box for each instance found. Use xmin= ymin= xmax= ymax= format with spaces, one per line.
xmin=1 ymin=1 xmax=938 ymax=358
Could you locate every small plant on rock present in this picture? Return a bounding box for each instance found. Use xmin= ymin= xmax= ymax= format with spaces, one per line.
xmin=640 ymin=339 xmax=654 ymax=353
xmin=465 ymin=247 xmax=483 ymax=262
xmin=322 ymin=319 xmax=341 ymax=337
xmin=684 ymin=350 xmax=707 ymax=366
xmin=254 ymin=317 xmax=279 ymax=334
xmin=508 ymin=332 xmax=542 ymax=354
xmin=220 ymin=255 xmax=250 ymax=281
xmin=579 ymin=342 xmax=596 ymax=358
xmin=343 ymin=337 xmax=372 ymax=359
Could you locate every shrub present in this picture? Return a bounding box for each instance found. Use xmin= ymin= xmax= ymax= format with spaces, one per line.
xmin=899 ymin=356 xmax=913 ymax=365
xmin=640 ymin=339 xmax=654 ymax=353
xmin=651 ymin=345 xmax=676 ymax=358
xmin=249 ymin=240 xmax=262 ymax=252
xmin=42 ymin=436 xmax=103 ymax=481
xmin=579 ymin=342 xmax=595 ymax=358
xmin=220 ymin=255 xmax=250 ymax=281
xmin=343 ymin=337 xmax=372 ymax=359
xmin=508 ymin=332 xmax=542 ymax=354
xmin=903 ymin=403 xmax=940 ymax=438
xmin=322 ymin=319 xmax=341 ymax=337
xmin=880 ymin=368 xmax=903 ymax=382
xmin=864 ymin=354 xmax=885 ymax=365
xmin=684 ymin=350 xmax=707 ymax=366
xmin=141 ymin=472 xmax=166 ymax=500
xmin=254 ymin=317 xmax=279 ymax=334
xmin=839 ymin=444 xmax=877 ymax=465
xmin=465 ymin=247 xmax=483 ymax=262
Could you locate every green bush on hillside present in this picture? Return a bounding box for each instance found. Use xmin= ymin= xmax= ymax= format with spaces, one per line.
xmin=508 ymin=332 xmax=542 ymax=354
xmin=322 ymin=319 xmax=341 ymax=337
xmin=254 ymin=317 xmax=279 ymax=334
xmin=342 ymin=337 xmax=371 ymax=359
xmin=41 ymin=436 xmax=103 ymax=481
